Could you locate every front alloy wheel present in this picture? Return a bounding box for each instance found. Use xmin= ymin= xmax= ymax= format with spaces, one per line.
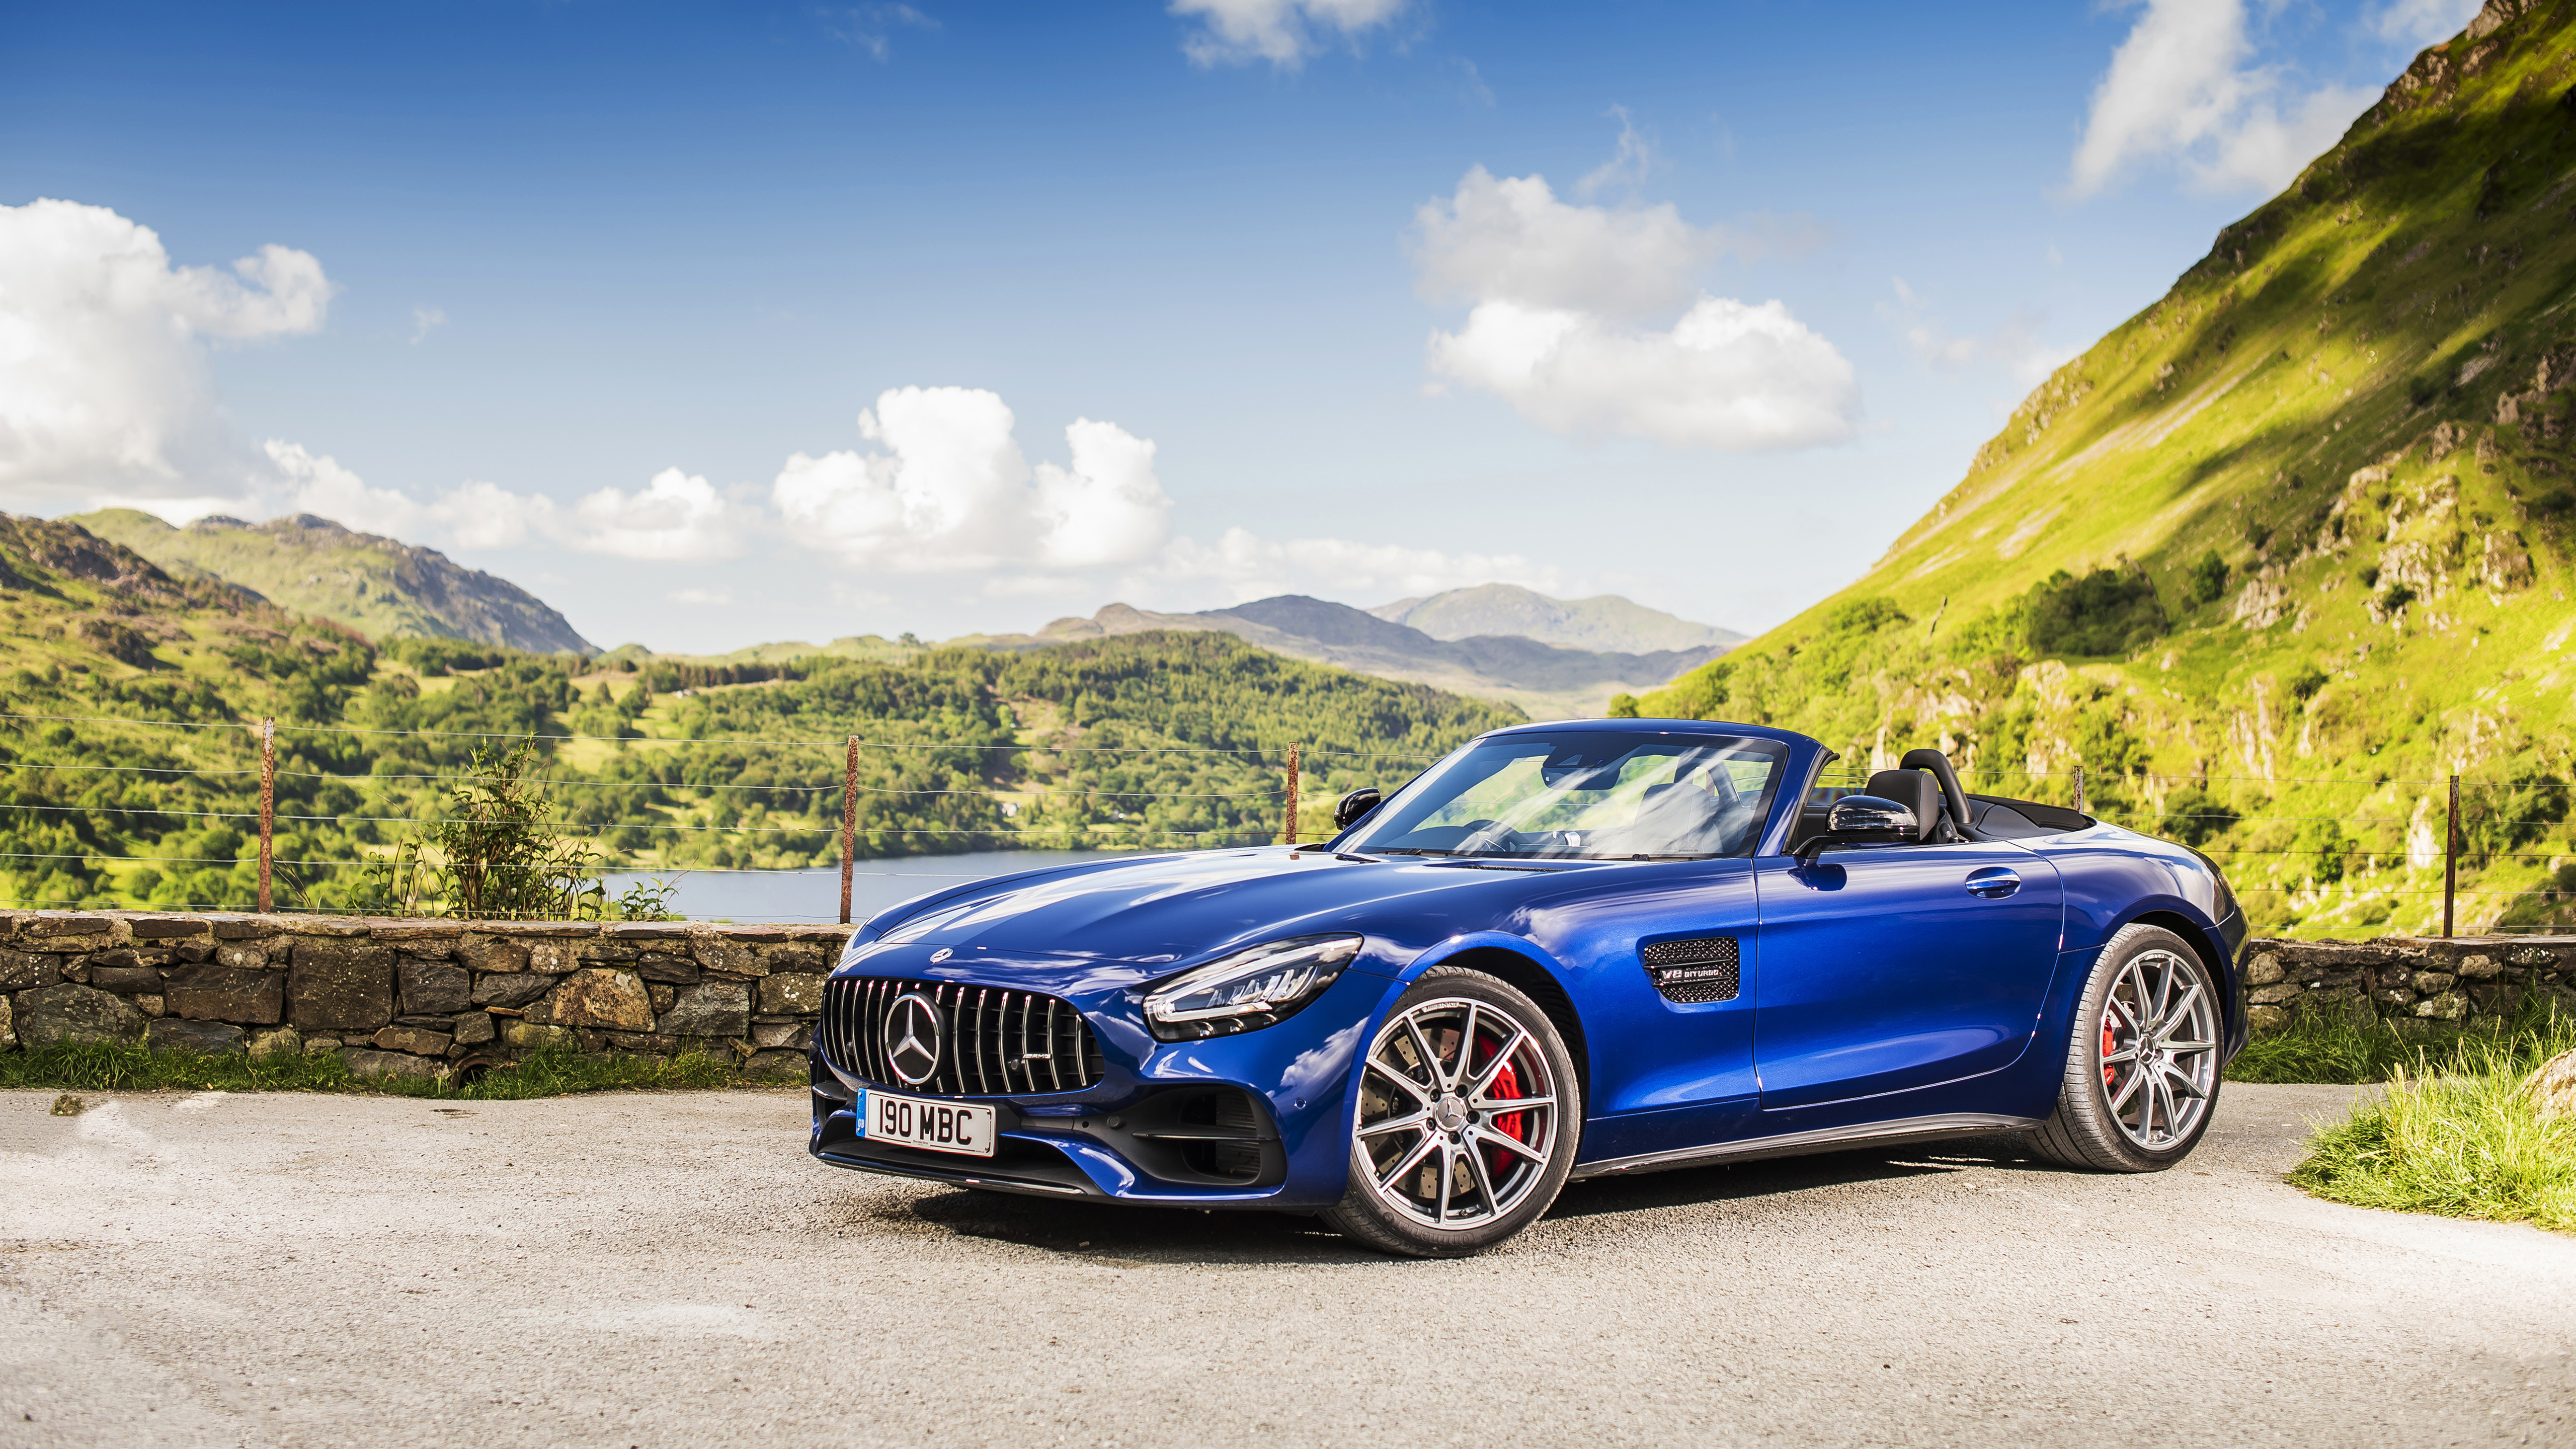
xmin=1323 ymin=969 xmax=1579 ymax=1257
xmin=2029 ymin=923 xmax=2223 ymax=1171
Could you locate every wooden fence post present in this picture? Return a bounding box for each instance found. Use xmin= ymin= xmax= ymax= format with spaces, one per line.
xmin=2443 ymin=773 xmax=2460 ymax=939
xmin=2073 ymin=764 xmax=2086 ymax=817
xmin=1283 ymin=742 xmax=1302 ymax=846
xmin=257 ymin=717 xmax=276 ymax=914
xmin=840 ymin=736 xmax=858 ymax=925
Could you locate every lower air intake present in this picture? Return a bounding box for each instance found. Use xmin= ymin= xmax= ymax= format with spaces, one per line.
xmin=1641 ymin=937 xmax=1741 ymax=1004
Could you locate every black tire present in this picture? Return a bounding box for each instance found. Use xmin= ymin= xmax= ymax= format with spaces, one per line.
xmin=2027 ymin=923 xmax=2224 ymax=1172
xmin=1321 ymin=968 xmax=1581 ymax=1258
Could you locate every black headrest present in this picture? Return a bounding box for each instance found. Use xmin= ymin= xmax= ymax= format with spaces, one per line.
xmin=1864 ymin=769 xmax=1941 ymax=842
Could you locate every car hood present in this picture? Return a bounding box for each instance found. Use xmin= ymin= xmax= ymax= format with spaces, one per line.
xmin=855 ymin=846 xmax=1597 ymax=968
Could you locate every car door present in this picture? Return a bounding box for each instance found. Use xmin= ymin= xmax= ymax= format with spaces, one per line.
xmin=1750 ymin=839 xmax=2064 ymax=1112
xmin=1528 ymin=858 xmax=1763 ymax=1162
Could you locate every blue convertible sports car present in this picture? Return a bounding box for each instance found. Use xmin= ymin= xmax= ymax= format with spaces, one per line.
xmin=808 ymin=718 xmax=2248 ymax=1256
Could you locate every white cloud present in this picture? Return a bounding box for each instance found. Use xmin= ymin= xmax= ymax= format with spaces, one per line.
xmin=2368 ymin=0 xmax=2480 ymax=46
xmin=772 ymin=386 xmax=1172 ymax=572
xmin=1170 ymin=0 xmax=1406 ymax=68
xmin=264 ymin=443 xmax=746 ymax=561
xmin=2068 ymin=0 xmax=2377 ymax=199
xmin=1412 ymin=165 xmax=1858 ymax=451
xmin=410 ymin=306 xmax=445 ymax=344
xmin=1575 ymin=107 xmax=1657 ymax=199
xmin=0 ymin=198 xmax=334 ymax=511
xmin=1413 ymin=166 xmax=1717 ymax=321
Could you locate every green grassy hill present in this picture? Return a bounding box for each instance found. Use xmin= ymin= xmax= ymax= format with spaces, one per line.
xmin=74 ymin=510 xmax=595 ymax=655
xmin=1640 ymin=1 xmax=2576 ymax=938
xmin=0 ymin=513 xmax=1518 ymax=912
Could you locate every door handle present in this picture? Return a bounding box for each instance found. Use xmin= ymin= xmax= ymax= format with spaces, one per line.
xmin=1964 ymin=867 xmax=2020 ymax=899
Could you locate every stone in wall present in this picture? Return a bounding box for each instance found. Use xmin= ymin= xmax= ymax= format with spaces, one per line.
xmin=290 ymin=940 xmax=394 ymax=1031
xmin=397 ymin=959 xmax=472 ymax=1015
xmin=17 ymin=984 xmax=147 ymax=1047
xmin=531 ymin=969 xmax=653 ymax=1031
xmin=758 ymin=974 xmax=827 ymax=1015
xmin=0 ymin=948 xmax=53 ymax=992
xmin=658 ymin=980 xmax=751 ymax=1037
xmin=148 ymin=1018 xmax=244 ymax=1054
xmin=166 ymin=967 xmax=283 ymax=1024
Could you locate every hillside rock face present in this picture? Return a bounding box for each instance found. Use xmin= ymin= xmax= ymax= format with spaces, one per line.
xmin=73 ymin=510 xmax=594 ymax=655
xmin=1644 ymin=0 xmax=2576 ymax=939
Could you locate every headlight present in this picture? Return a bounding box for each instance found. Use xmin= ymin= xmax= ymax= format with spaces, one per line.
xmin=1142 ymin=934 xmax=1362 ymax=1041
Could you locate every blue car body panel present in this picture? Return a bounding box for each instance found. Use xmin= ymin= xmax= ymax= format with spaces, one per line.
xmin=808 ymin=717 xmax=2247 ymax=1208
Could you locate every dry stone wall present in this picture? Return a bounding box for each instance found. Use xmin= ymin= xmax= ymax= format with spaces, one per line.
xmin=0 ymin=911 xmax=856 ymax=1080
xmin=2241 ymin=935 xmax=2576 ymax=1032
xmin=3 ymin=913 xmax=2569 ymax=1081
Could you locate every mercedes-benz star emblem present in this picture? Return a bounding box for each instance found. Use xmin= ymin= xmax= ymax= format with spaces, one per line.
xmin=883 ymin=992 xmax=943 ymax=1086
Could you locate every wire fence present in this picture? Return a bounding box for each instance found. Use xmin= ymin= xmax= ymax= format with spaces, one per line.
xmin=1812 ymin=760 xmax=2573 ymax=937
xmin=2 ymin=710 xmax=2568 ymax=933
xmin=0 ymin=710 xmax=1456 ymax=922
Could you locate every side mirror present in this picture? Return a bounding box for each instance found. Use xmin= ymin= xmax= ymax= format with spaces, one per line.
xmin=1333 ymin=787 xmax=1383 ymax=832
xmin=1796 ymin=794 xmax=1918 ymax=861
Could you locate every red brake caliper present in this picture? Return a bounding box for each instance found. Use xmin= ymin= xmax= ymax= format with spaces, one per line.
xmin=2102 ymin=1017 xmax=2119 ymax=1090
xmin=1479 ymin=1031 xmax=1527 ymax=1179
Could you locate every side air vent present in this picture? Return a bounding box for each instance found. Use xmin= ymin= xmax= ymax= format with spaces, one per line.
xmin=1641 ymin=937 xmax=1740 ymax=1004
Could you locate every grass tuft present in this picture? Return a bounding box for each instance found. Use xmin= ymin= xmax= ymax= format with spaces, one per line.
xmin=0 ymin=1041 xmax=765 ymax=1099
xmin=2227 ymin=999 xmax=2572 ymax=1085
xmin=2288 ymin=1017 xmax=2576 ymax=1235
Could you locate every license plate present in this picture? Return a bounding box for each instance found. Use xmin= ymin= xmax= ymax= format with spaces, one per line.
xmin=860 ymin=1090 xmax=997 ymax=1158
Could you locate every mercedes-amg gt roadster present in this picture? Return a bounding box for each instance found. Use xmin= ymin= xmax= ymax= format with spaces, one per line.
xmin=808 ymin=718 xmax=2247 ymax=1256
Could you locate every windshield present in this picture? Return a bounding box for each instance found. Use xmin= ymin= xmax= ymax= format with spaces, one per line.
xmin=1344 ymin=732 xmax=1789 ymax=861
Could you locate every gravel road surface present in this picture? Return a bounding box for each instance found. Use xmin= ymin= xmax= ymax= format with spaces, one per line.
xmin=2 ymin=1082 xmax=2569 ymax=1448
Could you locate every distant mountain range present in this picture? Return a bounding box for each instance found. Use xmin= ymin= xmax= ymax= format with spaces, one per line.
xmin=70 ymin=507 xmax=1737 ymax=715
xmin=965 ymin=591 xmax=1734 ymax=717
xmin=1371 ymin=584 xmax=1743 ymax=654
xmin=71 ymin=510 xmax=596 ymax=655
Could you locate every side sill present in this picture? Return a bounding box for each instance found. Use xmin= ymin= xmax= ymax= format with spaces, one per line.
xmin=1568 ymin=1112 xmax=2041 ymax=1180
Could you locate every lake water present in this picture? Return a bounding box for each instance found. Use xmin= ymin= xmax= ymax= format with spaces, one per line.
xmin=601 ymin=849 xmax=1159 ymax=925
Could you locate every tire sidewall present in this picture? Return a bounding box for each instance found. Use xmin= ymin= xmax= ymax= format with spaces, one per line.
xmin=1330 ymin=968 xmax=1583 ymax=1256
xmin=2066 ymin=925 xmax=2221 ymax=1170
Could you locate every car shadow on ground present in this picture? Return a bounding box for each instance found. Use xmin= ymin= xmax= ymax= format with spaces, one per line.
xmin=850 ymin=1134 xmax=2059 ymax=1263
xmin=1543 ymin=1132 xmax=2053 ymax=1220
xmin=863 ymin=1189 xmax=1371 ymax=1264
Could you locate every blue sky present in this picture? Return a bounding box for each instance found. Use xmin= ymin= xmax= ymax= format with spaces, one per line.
xmin=0 ymin=0 xmax=2479 ymax=652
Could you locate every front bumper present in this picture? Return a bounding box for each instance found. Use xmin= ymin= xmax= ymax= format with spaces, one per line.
xmin=805 ymin=953 xmax=1394 ymax=1210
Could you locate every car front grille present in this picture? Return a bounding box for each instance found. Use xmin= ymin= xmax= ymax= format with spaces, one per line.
xmin=819 ymin=976 xmax=1105 ymax=1096
xmin=1641 ymin=937 xmax=1740 ymax=1004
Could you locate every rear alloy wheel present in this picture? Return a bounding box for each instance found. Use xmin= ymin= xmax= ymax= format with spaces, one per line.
xmin=2028 ymin=923 xmax=2223 ymax=1172
xmin=1322 ymin=969 xmax=1580 ymax=1258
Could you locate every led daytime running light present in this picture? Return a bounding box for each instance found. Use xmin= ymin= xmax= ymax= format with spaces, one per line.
xmin=1143 ymin=934 xmax=1361 ymax=1041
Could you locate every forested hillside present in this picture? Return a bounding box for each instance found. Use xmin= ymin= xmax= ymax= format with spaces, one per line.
xmin=0 ymin=514 xmax=1516 ymax=912
xmin=1637 ymin=0 xmax=2576 ymax=937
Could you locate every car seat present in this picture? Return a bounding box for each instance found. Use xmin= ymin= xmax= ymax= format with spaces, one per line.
xmin=1862 ymin=769 xmax=1949 ymax=843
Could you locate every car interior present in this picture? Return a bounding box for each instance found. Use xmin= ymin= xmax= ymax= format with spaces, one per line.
xmin=1781 ymin=748 xmax=2091 ymax=854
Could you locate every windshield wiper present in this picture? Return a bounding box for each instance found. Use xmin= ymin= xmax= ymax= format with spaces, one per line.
xmin=1372 ymin=846 xmax=1459 ymax=856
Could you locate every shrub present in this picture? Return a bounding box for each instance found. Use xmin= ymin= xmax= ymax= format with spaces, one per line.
xmin=2025 ymin=568 xmax=2166 ymax=657
xmin=2147 ymin=786 xmax=2239 ymax=847
xmin=2187 ymin=549 xmax=2230 ymax=603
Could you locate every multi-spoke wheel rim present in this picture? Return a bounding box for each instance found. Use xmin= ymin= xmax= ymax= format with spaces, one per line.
xmin=2098 ymin=948 xmax=2219 ymax=1150
xmin=1353 ymin=996 xmax=1560 ymax=1232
